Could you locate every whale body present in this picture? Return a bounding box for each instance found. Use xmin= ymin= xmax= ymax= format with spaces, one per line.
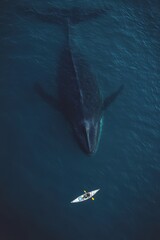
xmin=57 ymin=34 xmax=104 ymax=154
xmin=22 ymin=6 xmax=124 ymax=154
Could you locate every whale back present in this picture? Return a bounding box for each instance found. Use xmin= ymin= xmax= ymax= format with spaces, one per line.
xmin=57 ymin=44 xmax=103 ymax=125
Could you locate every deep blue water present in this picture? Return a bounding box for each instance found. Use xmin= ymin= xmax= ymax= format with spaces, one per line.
xmin=0 ymin=1 xmax=160 ymax=239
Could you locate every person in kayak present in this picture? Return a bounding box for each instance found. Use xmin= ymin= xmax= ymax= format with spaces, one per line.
xmin=83 ymin=191 xmax=91 ymax=199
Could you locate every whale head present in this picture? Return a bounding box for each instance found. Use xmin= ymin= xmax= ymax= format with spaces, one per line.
xmin=73 ymin=118 xmax=103 ymax=155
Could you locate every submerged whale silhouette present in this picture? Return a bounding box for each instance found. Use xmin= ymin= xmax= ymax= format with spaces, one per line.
xmin=21 ymin=5 xmax=123 ymax=154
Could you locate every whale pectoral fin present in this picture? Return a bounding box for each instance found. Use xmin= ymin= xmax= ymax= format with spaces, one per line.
xmin=34 ymin=83 xmax=61 ymax=111
xmin=103 ymin=84 xmax=124 ymax=110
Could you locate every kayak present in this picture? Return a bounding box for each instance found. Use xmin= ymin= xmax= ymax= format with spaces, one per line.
xmin=71 ymin=189 xmax=100 ymax=203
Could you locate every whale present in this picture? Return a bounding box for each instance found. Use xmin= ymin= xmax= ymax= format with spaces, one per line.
xmin=20 ymin=5 xmax=124 ymax=154
xmin=57 ymin=48 xmax=123 ymax=154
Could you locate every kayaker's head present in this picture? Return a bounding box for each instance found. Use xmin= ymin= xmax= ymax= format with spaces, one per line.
xmin=83 ymin=192 xmax=90 ymax=199
xmin=73 ymin=117 xmax=102 ymax=155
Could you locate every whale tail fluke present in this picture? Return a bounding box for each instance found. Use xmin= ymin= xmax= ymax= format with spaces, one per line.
xmin=17 ymin=5 xmax=108 ymax=24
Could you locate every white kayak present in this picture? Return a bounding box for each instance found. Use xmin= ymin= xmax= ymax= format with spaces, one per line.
xmin=71 ymin=189 xmax=100 ymax=203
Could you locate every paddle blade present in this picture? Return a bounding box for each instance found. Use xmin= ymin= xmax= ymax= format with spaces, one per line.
xmin=92 ymin=197 xmax=94 ymax=200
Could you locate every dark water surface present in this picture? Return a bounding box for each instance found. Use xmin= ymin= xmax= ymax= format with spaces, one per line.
xmin=0 ymin=1 xmax=160 ymax=239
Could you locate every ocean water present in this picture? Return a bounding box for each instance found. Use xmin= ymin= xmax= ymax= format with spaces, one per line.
xmin=0 ymin=1 xmax=160 ymax=240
